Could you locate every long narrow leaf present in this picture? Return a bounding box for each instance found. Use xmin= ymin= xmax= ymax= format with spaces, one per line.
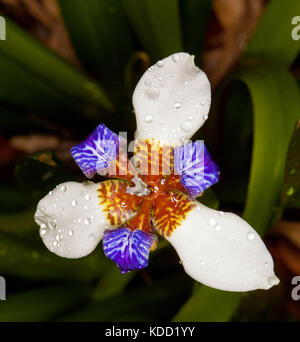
xmin=244 ymin=0 xmax=300 ymax=66
xmin=121 ymin=0 xmax=182 ymax=60
xmin=58 ymin=0 xmax=135 ymax=81
xmin=0 ymin=15 xmax=113 ymax=121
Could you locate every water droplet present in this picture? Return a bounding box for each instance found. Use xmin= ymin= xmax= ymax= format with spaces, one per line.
xmin=145 ymin=115 xmax=153 ymax=123
xmin=215 ymin=225 xmax=221 ymax=231
xmin=173 ymin=102 xmax=181 ymax=110
xmin=53 ymin=241 xmax=58 ymax=247
xmin=89 ymin=234 xmax=96 ymax=241
xmin=209 ymin=218 xmax=216 ymax=226
xmin=200 ymin=261 xmax=205 ymax=266
xmin=172 ymin=54 xmax=180 ymax=63
xmin=181 ymin=121 xmax=192 ymax=132
xmin=286 ymin=186 xmax=294 ymax=196
xmin=184 ymin=81 xmax=189 ymax=86
xmin=204 ymin=114 xmax=208 ymax=120
xmin=90 ymin=214 xmax=95 ymax=219
xmin=77 ymin=218 xmax=82 ymax=223
xmin=40 ymin=229 xmax=47 ymax=237
xmin=171 ymin=128 xmax=176 ymax=134
xmin=157 ymin=77 xmax=162 ymax=82
xmin=84 ymin=205 xmax=88 ymax=210
xmin=187 ymin=115 xmax=193 ymax=121
xmin=68 ymin=229 xmax=73 ymax=236
xmin=157 ymin=60 xmax=164 ymax=67
xmin=41 ymin=223 xmax=46 ymax=229
xmin=60 ymin=185 xmax=66 ymax=192
xmin=145 ymin=86 xmax=160 ymax=100
xmin=214 ymin=259 xmax=219 ymax=265
xmin=71 ymin=200 xmax=78 ymax=207
xmin=48 ymin=219 xmax=57 ymax=230
xmin=268 ymin=276 xmax=279 ymax=286
xmin=219 ymin=211 xmax=224 ymax=216
xmin=41 ymin=206 xmax=45 ymax=211
xmin=48 ymin=191 xmax=53 ymax=196
xmin=84 ymin=194 xmax=91 ymax=201
xmin=84 ymin=218 xmax=90 ymax=225
xmin=247 ymin=232 xmax=255 ymax=240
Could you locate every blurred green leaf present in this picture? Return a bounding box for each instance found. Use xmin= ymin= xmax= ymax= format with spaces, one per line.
xmin=0 ymin=231 xmax=104 ymax=281
xmin=92 ymin=264 xmax=135 ymax=301
xmin=121 ymin=0 xmax=182 ymax=60
xmin=14 ymin=151 xmax=73 ymax=201
xmin=0 ymin=15 xmax=113 ymax=122
xmin=174 ymin=283 xmax=244 ymax=322
xmin=277 ymin=120 xmax=300 ymax=218
xmin=0 ymin=283 xmax=90 ymax=322
xmin=0 ymin=208 xmax=36 ymax=238
xmin=60 ymin=275 xmax=191 ymax=322
xmin=0 ymin=184 xmax=30 ymax=213
xmin=179 ymin=0 xmax=212 ymax=56
xmin=236 ymin=64 xmax=300 ymax=233
xmin=244 ymin=0 xmax=300 ymax=66
xmin=289 ymin=190 xmax=300 ymax=208
xmin=197 ymin=188 xmax=219 ymax=210
xmin=58 ymin=0 xmax=135 ymax=81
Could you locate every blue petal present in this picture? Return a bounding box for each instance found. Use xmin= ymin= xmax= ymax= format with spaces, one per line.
xmin=103 ymin=228 xmax=155 ymax=273
xmin=71 ymin=123 xmax=123 ymax=178
xmin=174 ymin=141 xmax=220 ymax=199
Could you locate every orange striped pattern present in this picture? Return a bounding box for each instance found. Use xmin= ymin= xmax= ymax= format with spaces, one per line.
xmin=152 ymin=192 xmax=196 ymax=237
xmin=134 ymin=139 xmax=174 ymax=178
xmin=98 ymin=180 xmax=142 ymax=226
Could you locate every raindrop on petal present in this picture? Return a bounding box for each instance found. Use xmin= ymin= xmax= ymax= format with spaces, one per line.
xmin=209 ymin=218 xmax=216 ymax=226
xmin=145 ymin=115 xmax=153 ymax=123
xmin=181 ymin=121 xmax=192 ymax=132
xmin=172 ymin=54 xmax=180 ymax=63
xmin=71 ymin=200 xmax=78 ymax=207
xmin=247 ymin=232 xmax=255 ymax=240
xmin=173 ymin=101 xmax=181 ymax=110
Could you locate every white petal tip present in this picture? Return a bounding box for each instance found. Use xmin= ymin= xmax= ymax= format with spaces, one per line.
xmin=133 ymin=52 xmax=211 ymax=146
xmin=34 ymin=181 xmax=109 ymax=259
xmin=266 ymin=275 xmax=280 ymax=288
xmin=167 ymin=202 xmax=279 ymax=292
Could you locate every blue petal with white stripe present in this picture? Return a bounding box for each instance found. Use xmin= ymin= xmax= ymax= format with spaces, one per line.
xmin=71 ymin=124 xmax=124 ymax=178
xmin=103 ymin=228 xmax=155 ymax=273
xmin=174 ymin=141 xmax=220 ymax=199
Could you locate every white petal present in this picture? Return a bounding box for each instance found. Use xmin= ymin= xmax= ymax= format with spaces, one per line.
xmin=34 ymin=181 xmax=112 ymax=259
xmin=133 ymin=52 xmax=211 ymax=146
xmin=166 ymin=202 xmax=279 ymax=291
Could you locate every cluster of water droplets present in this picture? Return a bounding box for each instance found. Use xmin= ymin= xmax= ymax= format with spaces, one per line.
xmin=37 ymin=184 xmax=100 ymax=250
xmin=142 ymin=53 xmax=210 ymax=138
xmin=194 ymin=207 xmax=277 ymax=285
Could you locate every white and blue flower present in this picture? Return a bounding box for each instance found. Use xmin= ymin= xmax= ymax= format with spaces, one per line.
xmin=34 ymin=53 xmax=279 ymax=292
